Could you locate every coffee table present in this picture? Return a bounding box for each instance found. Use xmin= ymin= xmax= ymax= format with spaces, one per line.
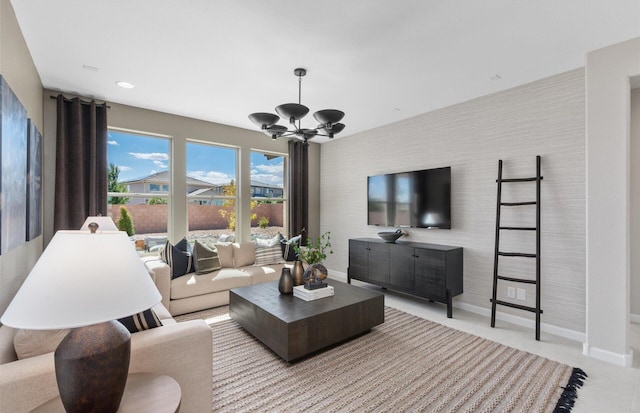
xmin=229 ymin=279 xmax=384 ymax=361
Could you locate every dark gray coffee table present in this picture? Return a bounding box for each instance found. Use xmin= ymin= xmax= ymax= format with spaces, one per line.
xmin=229 ymin=279 xmax=384 ymax=361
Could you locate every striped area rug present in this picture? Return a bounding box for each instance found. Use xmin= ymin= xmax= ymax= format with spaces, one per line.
xmin=176 ymin=306 xmax=586 ymax=413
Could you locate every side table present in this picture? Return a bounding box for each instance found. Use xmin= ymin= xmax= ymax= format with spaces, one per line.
xmin=31 ymin=373 xmax=181 ymax=413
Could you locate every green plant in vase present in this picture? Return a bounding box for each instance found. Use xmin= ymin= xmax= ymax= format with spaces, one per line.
xmin=294 ymin=231 xmax=333 ymax=289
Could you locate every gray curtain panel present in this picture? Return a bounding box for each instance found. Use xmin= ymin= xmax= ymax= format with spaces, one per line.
xmin=54 ymin=95 xmax=108 ymax=231
xmin=287 ymin=140 xmax=308 ymax=244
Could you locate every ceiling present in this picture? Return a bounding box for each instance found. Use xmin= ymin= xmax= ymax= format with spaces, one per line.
xmin=10 ymin=0 xmax=640 ymax=142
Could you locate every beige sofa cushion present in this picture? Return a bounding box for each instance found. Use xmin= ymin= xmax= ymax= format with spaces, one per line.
xmin=215 ymin=243 xmax=233 ymax=267
xmin=233 ymin=242 xmax=256 ymax=267
xmin=13 ymin=329 xmax=68 ymax=360
xmin=170 ymin=268 xmax=251 ymax=300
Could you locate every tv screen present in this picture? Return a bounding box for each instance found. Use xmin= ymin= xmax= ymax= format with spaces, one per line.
xmin=367 ymin=167 xmax=451 ymax=229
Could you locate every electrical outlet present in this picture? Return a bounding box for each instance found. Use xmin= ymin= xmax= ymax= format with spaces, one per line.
xmin=507 ymin=286 xmax=516 ymax=298
xmin=516 ymin=288 xmax=526 ymax=301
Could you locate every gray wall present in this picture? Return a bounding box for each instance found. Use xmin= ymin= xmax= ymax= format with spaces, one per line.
xmin=321 ymin=69 xmax=586 ymax=334
xmin=0 ymin=0 xmax=44 ymax=316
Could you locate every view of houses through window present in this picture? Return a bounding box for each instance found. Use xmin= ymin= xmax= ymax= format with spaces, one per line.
xmin=107 ymin=130 xmax=286 ymax=255
xmin=250 ymin=150 xmax=286 ymax=242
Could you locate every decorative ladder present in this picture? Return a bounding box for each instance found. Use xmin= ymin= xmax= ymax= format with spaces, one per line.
xmin=490 ymin=155 xmax=543 ymax=340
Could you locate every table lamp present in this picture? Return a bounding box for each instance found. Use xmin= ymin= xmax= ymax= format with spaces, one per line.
xmin=80 ymin=216 xmax=119 ymax=232
xmin=1 ymin=230 xmax=161 ymax=412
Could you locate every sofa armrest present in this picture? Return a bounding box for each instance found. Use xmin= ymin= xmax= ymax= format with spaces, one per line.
xmin=129 ymin=319 xmax=212 ymax=413
xmin=0 ymin=352 xmax=59 ymax=412
xmin=142 ymin=257 xmax=171 ymax=310
xmin=0 ymin=320 xmax=212 ymax=413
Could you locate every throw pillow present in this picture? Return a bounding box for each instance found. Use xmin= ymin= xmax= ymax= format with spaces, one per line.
xmin=233 ymin=242 xmax=256 ymax=267
xmin=192 ymin=240 xmax=222 ymax=274
xmin=214 ymin=243 xmax=234 ymax=268
xmin=118 ymin=308 xmax=163 ymax=333
xmin=256 ymin=233 xmax=281 ymax=247
xmin=14 ymin=329 xmax=69 ymax=359
xmin=280 ymin=234 xmax=301 ymax=261
xmin=161 ymin=238 xmax=193 ymax=279
xmin=254 ymin=245 xmax=285 ymax=266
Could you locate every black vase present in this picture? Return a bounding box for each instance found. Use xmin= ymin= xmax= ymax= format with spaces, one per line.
xmin=278 ymin=267 xmax=294 ymax=295
xmin=292 ymin=260 xmax=305 ymax=286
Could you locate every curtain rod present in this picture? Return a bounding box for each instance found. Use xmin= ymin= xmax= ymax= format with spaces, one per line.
xmin=49 ymin=95 xmax=110 ymax=108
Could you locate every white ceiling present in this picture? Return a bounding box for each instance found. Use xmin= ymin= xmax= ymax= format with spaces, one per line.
xmin=10 ymin=0 xmax=640 ymax=142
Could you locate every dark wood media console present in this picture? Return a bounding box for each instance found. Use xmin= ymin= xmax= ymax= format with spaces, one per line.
xmin=348 ymin=238 xmax=463 ymax=318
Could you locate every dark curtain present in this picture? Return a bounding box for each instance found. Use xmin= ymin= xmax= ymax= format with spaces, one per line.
xmin=288 ymin=140 xmax=308 ymax=244
xmin=54 ymin=95 xmax=108 ymax=231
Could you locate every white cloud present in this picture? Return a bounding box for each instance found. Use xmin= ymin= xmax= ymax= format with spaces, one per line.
xmin=153 ymin=161 xmax=168 ymax=168
xmin=252 ymin=173 xmax=283 ymax=186
xmin=254 ymin=163 xmax=283 ymax=174
xmin=119 ymin=165 xmax=132 ymax=171
xmin=108 ymin=140 xmax=119 ymax=145
xmin=128 ymin=152 xmax=169 ymax=161
xmin=188 ymin=170 xmax=233 ymax=185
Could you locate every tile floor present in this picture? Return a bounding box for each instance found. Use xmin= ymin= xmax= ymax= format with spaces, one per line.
xmin=345 ymin=279 xmax=640 ymax=413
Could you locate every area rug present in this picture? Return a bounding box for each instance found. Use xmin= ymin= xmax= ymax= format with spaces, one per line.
xmin=176 ymin=306 xmax=586 ymax=413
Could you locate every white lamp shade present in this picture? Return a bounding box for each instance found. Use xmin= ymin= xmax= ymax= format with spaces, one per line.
xmin=80 ymin=216 xmax=119 ymax=231
xmin=1 ymin=231 xmax=161 ymax=330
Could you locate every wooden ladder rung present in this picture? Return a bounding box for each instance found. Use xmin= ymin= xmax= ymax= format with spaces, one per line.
xmin=498 ymin=252 xmax=536 ymax=258
xmin=500 ymin=201 xmax=537 ymax=206
xmin=491 ymin=299 xmax=543 ymax=314
xmin=497 ymin=275 xmax=537 ymax=284
xmin=496 ymin=177 xmax=542 ymax=183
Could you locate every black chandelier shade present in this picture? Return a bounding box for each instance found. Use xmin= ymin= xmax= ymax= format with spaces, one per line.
xmin=249 ymin=68 xmax=345 ymax=142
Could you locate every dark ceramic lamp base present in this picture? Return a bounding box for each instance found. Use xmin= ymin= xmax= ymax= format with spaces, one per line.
xmin=54 ymin=320 xmax=131 ymax=413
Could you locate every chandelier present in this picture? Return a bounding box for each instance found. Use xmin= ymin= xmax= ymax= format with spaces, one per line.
xmin=248 ymin=68 xmax=345 ymax=142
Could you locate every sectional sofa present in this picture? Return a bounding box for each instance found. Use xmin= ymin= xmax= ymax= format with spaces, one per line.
xmin=143 ymin=241 xmax=291 ymax=316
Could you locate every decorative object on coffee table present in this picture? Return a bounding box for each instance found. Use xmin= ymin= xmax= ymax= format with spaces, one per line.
xmin=278 ymin=267 xmax=294 ymax=294
xmin=292 ymin=260 xmax=305 ymax=286
xmin=303 ymin=263 xmax=329 ymax=290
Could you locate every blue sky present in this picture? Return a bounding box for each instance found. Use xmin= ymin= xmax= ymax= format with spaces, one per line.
xmin=107 ymin=130 xmax=284 ymax=186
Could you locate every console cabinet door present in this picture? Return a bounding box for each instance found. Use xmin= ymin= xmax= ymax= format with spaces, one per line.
xmin=348 ymin=240 xmax=369 ymax=279
xmin=389 ymin=244 xmax=414 ymax=291
xmin=414 ymin=248 xmax=446 ymax=299
xmin=367 ymin=242 xmax=390 ymax=284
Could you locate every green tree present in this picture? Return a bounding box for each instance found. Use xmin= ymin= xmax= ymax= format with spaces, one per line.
xmin=108 ymin=163 xmax=130 ymax=204
xmin=218 ymin=180 xmax=257 ymax=230
xmin=148 ymin=196 xmax=167 ymax=205
xmin=117 ymin=206 xmax=135 ymax=236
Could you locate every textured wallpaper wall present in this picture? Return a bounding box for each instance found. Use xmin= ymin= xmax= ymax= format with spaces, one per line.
xmin=321 ymin=69 xmax=585 ymax=333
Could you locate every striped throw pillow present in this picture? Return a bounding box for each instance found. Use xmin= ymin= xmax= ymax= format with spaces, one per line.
xmin=254 ymin=245 xmax=285 ymax=266
xmin=117 ymin=308 xmax=163 ymax=333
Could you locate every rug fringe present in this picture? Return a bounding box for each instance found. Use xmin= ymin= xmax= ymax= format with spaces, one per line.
xmin=553 ymin=367 xmax=588 ymax=412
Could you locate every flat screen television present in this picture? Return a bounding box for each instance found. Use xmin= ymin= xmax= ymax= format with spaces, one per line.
xmin=368 ymin=166 xmax=451 ymax=229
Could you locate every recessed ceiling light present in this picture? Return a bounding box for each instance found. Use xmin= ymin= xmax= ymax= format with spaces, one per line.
xmin=116 ymin=81 xmax=135 ymax=89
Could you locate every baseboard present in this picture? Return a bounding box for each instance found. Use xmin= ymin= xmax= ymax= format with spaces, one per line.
xmin=328 ymin=270 xmax=585 ymax=343
xmin=630 ymin=313 xmax=640 ymax=324
xmin=583 ymin=343 xmax=633 ymax=367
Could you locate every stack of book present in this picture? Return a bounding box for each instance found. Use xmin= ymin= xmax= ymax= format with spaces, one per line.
xmin=293 ymin=285 xmax=334 ymax=301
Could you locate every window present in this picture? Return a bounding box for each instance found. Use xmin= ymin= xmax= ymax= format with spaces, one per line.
xmin=107 ymin=129 xmax=171 ymax=255
xmin=251 ymin=150 xmax=286 ymax=241
xmin=186 ymin=141 xmax=237 ymax=245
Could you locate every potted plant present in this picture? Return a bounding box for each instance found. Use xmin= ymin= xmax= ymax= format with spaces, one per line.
xmin=294 ymin=231 xmax=333 ymax=289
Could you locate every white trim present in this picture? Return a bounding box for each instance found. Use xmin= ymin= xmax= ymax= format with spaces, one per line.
xmin=583 ymin=343 xmax=633 ymax=367
xmin=630 ymin=313 xmax=640 ymax=324
xmin=328 ymin=270 xmax=585 ymax=343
